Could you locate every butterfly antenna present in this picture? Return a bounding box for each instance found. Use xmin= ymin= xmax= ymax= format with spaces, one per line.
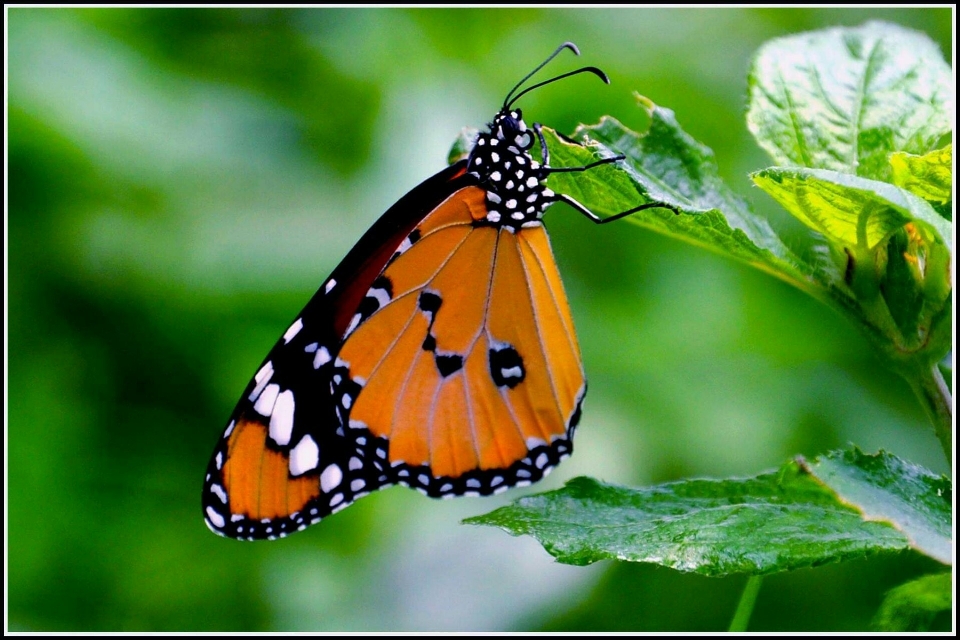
xmin=502 ymin=42 xmax=580 ymax=109
xmin=506 ymin=66 xmax=610 ymax=109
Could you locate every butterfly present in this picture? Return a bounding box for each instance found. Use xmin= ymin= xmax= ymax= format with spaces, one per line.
xmin=202 ymin=42 xmax=667 ymax=540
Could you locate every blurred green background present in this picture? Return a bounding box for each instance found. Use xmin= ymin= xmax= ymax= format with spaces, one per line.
xmin=8 ymin=7 xmax=952 ymax=631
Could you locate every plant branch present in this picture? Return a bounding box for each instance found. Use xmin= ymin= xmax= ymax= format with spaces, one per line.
xmin=728 ymin=576 xmax=763 ymax=632
xmin=909 ymin=364 xmax=953 ymax=468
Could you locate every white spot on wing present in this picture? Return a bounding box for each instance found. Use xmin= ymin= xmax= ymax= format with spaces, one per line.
xmin=205 ymin=507 xmax=225 ymax=529
xmin=283 ymin=318 xmax=303 ymax=344
xmin=351 ymin=479 xmax=366 ymax=492
xmin=268 ymin=390 xmax=295 ymax=446
xmin=501 ymin=366 xmax=523 ymax=379
xmin=346 ymin=313 xmax=361 ymax=335
xmin=370 ymin=287 xmax=391 ymax=308
xmin=313 ymin=346 xmax=331 ymax=369
xmin=289 ymin=434 xmax=320 ymax=476
xmin=249 ymin=361 xmax=274 ymax=402
xmin=210 ymin=483 xmax=227 ymax=504
xmin=255 ymin=361 xmax=274 ymax=383
xmin=254 ymin=383 xmax=280 ymax=416
xmin=325 ymin=279 xmax=337 ymax=294
xmin=321 ymin=464 xmax=343 ymax=493
xmin=215 ymin=452 xmax=223 ymax=469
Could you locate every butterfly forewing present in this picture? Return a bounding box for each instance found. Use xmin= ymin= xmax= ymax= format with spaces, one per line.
xmin=203 ymin=163 xmax=473 ymax=540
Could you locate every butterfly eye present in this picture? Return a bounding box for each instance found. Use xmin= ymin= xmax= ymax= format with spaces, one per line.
xmin=515 ymin=130 xmax=534 ymax=150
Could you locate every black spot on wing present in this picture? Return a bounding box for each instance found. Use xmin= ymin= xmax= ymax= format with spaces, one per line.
xmin=435 ymin=353 xmax=464 ymax=377
xmin=372 ymin=275 xmax=392 ymax=297
xmin=418 ymin=291 xmax=442 ymax=315
xmin=489 ymin=345 xmax=525 ymax=389
xmin=357 ymin=295 xmax=380 ymax=318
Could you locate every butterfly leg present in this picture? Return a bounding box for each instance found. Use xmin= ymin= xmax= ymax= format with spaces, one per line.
xmin=533 ymin=123 xmax=624 ymax=172
xmin=555 ymin=194 xmax=677 ymax=224
xmin=532 ymin=123 xmax=680 ymax=224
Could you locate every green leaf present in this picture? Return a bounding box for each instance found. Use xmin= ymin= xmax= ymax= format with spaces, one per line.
xmin=803 ymin=449 xmax=952 ymax=565
xmin=465 ymin=455 xmax=911 ymax=576
xmin=541 ymin=96 xmax=816 ymax=294
xmin=751 ymin=167 xmax=952 ymax=254
xmin=890 ymin=145 xmax=953 ymax=218
xmin=448 ymin=127 xmax=479 ymax=165
xmin=466 ymin=448 xmax=951 ymax=575
xmin=752 ymin=167 xmax=953 ymax=364
xmin=747 ymin=21 xmax=953 ymax=181
xmin=872 ymin=573 xmax=952 ymax=632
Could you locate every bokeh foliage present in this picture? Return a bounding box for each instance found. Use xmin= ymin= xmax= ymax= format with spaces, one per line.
xmin=7 ymin=8 xmax=952 ymax=631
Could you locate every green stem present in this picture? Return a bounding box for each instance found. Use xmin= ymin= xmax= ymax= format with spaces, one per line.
xmin=908 ymin=364 xmax=952 ymax=468
xmin=728 ymin=576 xmax=763 ymax=632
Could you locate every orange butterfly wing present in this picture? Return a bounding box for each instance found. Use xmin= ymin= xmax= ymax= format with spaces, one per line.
xmin=202 ymin=163 xmax=477 ymax=539
xmin=340 ymin=185 xmax=585 ymax=494
xmin=204 ymin=102 xmax=593 ymax=540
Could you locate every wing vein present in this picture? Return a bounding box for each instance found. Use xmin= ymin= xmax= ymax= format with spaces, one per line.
xmin=425 ymin=374 xmax=445 ymax=472
xmin=358 ymin=228 xmax=475 ymax=384
xmin=511 ymin=233 xmax=564 ymax=443
xmin=389 ymin=345 xmax=428 ymax=449
xmin=469 ymin=229 xmax=515 ymax=466
xmin=520 ymin=233 xmax=584 ymax=380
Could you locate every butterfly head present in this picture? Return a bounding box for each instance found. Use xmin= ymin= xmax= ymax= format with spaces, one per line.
xmin=491 ymin=108 xmax=534 ymax=150
xmin=461 ymin=43 xmax=611 ymax=231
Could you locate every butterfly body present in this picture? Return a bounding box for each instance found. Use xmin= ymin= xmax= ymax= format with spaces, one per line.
xmin=203 ymin=46 xmax=629 ymax=541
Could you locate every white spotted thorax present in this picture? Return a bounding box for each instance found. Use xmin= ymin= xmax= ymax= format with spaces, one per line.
xmin=467 ymin=109 xmax=555 ymax=231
